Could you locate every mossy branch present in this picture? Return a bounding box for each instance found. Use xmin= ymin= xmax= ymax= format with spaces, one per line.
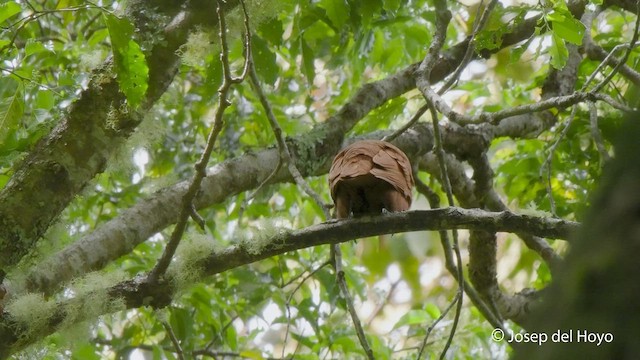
xmin=0 ymin=207 xmax=577 ymax=357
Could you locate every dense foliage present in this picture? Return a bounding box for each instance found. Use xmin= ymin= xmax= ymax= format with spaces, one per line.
xmin=0 ymin=0 xmax=637 ymax=359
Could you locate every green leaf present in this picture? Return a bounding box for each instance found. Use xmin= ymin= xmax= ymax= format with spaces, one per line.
xmin=259 ymin=17 xmax=284 ymax=46
xmin=369 ymin=29 xmax=385 ymax=64
xmin=332 ymin=336 xmax=358 ymax=352
xmin=291 ymin=332 xmax=317 ymax=350
xmin=35 ymin=89 xmax=55 ymax=110
xmin=104 ymin=13 xmax=132 ymax=54
xmin=25 ymin=39 xmax=47 ymax=57
xmin=252 ymin=35 xmax=278 ymax=86
xmin=0 ymin=87 xmax=24 ymax=146
xmin=474 ymin=3 xmax=508 ymax=51
xmin=393 ymin=309 xmax=433 ymax=329
xmin=549 ymin=33 xmax=568 ymax=69
xmin=152 ymin=345 xmax=164 ymax=359
xmin=169 ymin=307 xmax=194 ymax=340
xmin=534 ymin=261 xmax=552 ymax=288
xmin=318 ymin=0 xmax=349 ymax=28
xmin=71 ymin=344 xmax=101 ymax=360
xmin=383 ymin=0 xmax=401 ymax=12
xmin=360 ymin=0 xmax=383 ymax=27
xmin=88 ymin=28 xmax=109 ymax=47
xmin=225 ymin=322 xmax=239 ymax=350
xmin=205 ymin=54 xmax=223 ymax=94
xmin=510 ymin=43 xmax=528 ymax=63
xmin=300 ymin=38 xmax=315 ymax=85
xmin=56 ymin=0 xmax=74 ymax=25
xmin=549 ymin=11 xmax=585 ymax=45
xmin=297 ymin=298 xmax=320 ymax=329
xmin=0 ymin=1 xmax=21 ymax=25
xmin=104 ymin=13 xmax=149 ymax=108
xmin=425 ymin=303 xmax=442 ymax=319
xmin=239 ymin=350 xmax=264 ymax=360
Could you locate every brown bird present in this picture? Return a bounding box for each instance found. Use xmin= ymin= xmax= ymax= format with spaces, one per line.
xmin=329 ymin=140 xmax=414 ymax=219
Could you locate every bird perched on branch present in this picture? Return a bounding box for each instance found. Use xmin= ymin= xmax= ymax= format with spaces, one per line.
xmin=329 ymin=140 xmax=414 ymax=219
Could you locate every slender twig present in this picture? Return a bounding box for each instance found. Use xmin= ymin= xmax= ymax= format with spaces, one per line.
xmin=382 ymin=104 xmax=428 ymax=142
xmin=482 ymin=186 xmax=562 ymax=270
xmin=413 ymin=181 xmax=510 ymax=344
xmin=415 ymin=174 xmax=527 ymax=334
xmin=385 ymin=0 xmax=494 ymax=139
xmin=588 ymin=101 xmax=611 ymax=162
xmin=592 ymin=92 xmax=635 ymax=112
xmin=0 ymin=67 xmax=62 ymax=95
xmin=584 ymin=43 xmax=630 ymax=90
xmin=585 ymin=41 xmax=640 ymax=86
xmin=418 ymin=290 xmax=461 ymax=356
xmin=189 ymin=205 xmax=205 ymax=230
xmin=334 ymin=245 xmax=375 ymax=360
xmin=583 ymin=10 xmax=640 ymax=93
xmin=413 ymin=179 xmax=455 ymax=275
xmin=414 ymin=0 xmax=466 ymax=357
xmin=162 ymin=320 xmax=185 ymax=360
xmin=395 ymin=87 xmax=634 ymax=127
xmin=365 ymin=280 xmax=400 ymax=327
xmin=202 ymin=315 xmax=240 ymax=354
xmin=245 ymin=5 xmax=330 ymax=219
xmin=538 ymin=9 xmax=634 ymax=219
xmin=582 ymin=7 xmax=638 ymax=166
xmin=248 ymin=63 xmax=331 ymax=218
xmin=411 ymin=8 xmax=634 ymax=127
xmin=230 ymin=0 xmax=252 ymax=84
xmin=245 ymin=159 xmax=283 ymax=201
xmin=541 ymin=105 xmax=579 ymax=216
xmin=242 ymin=4 xmax=373 ymax=356
xmin=283 ymin=260 xmax=332 ymax=290
xmin=426 ymin=103 xmax=465 ymax=360
xmin=416 ymin=2 xmax=450 ymax=81
xmin=238 ymin=0 xmax=279 ymax=201
xmin=1 ymin=4 xmax=109 ymax=53
xmin=438 ymin=0 xmax=498 ymax=94
xmin=282 ymin=260 xmax=331 ymax=358
xmin=592 ymin=3 xmax=640 ymax=93
xmin=147 ymin=0 xmax=249 ymax=282
xmin=443 ymin=90 xmax=633 ymax=125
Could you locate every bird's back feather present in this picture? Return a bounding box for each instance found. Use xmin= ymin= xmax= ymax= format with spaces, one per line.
xmin=329 ymin=140 xmax=414 ymax=218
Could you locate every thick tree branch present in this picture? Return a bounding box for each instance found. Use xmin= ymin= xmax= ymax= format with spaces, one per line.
xmin=0 ymin=207 xmax=578 ymax=356
xmin=1 ymin=0 xmax=635 ymax=356
xmin=0 ymin=0 xmax=236 ymax=272
xmin=464 ymin=38 xmax=582 ymax=326
xmin=148 ymin=0 xmax=248 ymax=283
xmin=11 ymin=1 xmax=564 ymax=289
xmin=17 ymin=115 xmax=512 ymax=297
